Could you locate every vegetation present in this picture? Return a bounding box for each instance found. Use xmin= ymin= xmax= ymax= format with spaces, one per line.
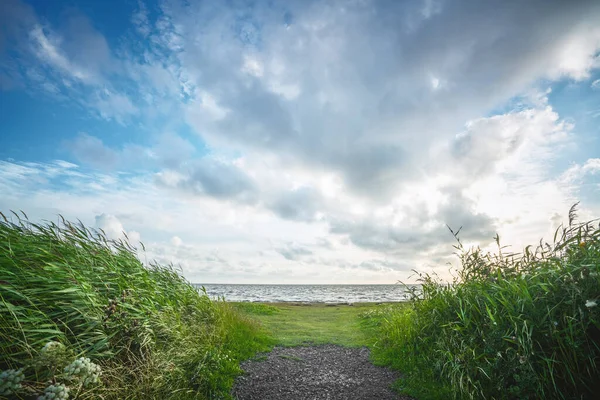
xmin=235 ymin=302 xmax=385 ymax=347
xmin=0 ymin=212 xmax=272 ymax=399
xmin=4 ymin=204 xmax=598 ymax=400
xmin=368 ymin=206 xmax=600 ymax=399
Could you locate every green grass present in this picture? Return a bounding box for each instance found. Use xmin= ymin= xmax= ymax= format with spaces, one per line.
xmin=370 ymin=205 xmax=600 ymax=400
xmin=233 ymin=302 xmax=390 ymax=347
xmin=0 ymin=212 xmax=273 ymax=399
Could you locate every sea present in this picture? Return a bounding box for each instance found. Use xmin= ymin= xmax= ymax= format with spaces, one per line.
xmin=195 ymin=284 xmax=416 ymax=303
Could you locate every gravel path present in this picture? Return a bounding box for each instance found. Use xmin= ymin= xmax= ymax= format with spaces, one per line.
xmin=232 ymin=345 xmax=413 ymax=400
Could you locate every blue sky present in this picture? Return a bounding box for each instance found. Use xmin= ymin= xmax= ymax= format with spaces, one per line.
xmin=1 ymin=0 xmax=599 ymax=283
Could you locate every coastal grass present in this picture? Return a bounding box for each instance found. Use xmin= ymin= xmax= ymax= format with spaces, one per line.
xmin=367 ymin=205 xmax=600 ymax=400
xmin=233 ymin=302 xmax=388 ymax=347
xmin=0 ymin=212 xmax=273 ymax=399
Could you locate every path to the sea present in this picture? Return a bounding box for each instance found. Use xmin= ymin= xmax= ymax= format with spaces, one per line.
xmin=231 ymin=344 xmax=414 ymax=400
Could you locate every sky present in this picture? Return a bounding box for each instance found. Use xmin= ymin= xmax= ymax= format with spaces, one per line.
xmin=1 ymin=0 xmax=599 ymax=284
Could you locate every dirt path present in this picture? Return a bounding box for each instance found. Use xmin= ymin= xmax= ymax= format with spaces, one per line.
xmin=231 ymin=345 xmax=413 ymax=400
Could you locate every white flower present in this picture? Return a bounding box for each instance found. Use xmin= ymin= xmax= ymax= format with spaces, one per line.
xmin=0 ymin=368 xmax=24 ymax=396
xmin=585 ymin=299 xmax=597 ymax=308
xmin=41 ymin=341 xmax=64 ymax=354
xmin=64 ymin=357 xmax=101 ymax=387
xmin=38 ymin=383 xmax=69 ymax=400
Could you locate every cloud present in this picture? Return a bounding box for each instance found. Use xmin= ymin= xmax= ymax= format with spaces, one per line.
xmin=132 ymin=1 xmax=151 ymax=37
xmin=0 ymin=1 xmax=138 ymax=122
xmin=96 ymin=213 xmax=125 ymax=240
xmin=330 ymin=216 xmax=489 ymax=257
xmin=559 ymin=159 xmax=600 ymax=201
xmin=155 ymin=157 xmax=258 ymax=202
xmin=92 ymin=90 xmax=139 ymax=124
xmin=447 ymin=107 xmax=570 ymax=179
xmin=561 ymin=159 xmax=600 ymax=183
xmin=94 ymin=214 xmax=141 ymax=245
xmin=175 ymin=0 xmax=600 ymax=199
xmin=66 ymin=132 xmax=195 ymax=171
xmin=2 ymin=0 xmax=600 ymax=284
xmin=268 ymin=186 xmax=323 ymax=222
xmin=276 ymin=242 xmax=313 ymax=261
xmin=68 ymin=133 xmax=119 ymax=169
xmin=171 ymin=236 xmax=183 ymax=246
xmin=153 ymin=133 xmax=196 ymax=169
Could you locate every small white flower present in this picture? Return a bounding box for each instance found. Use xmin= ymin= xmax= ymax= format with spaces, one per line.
xmin=0 ymin=368 xmax=24 ymax=396
xmin=64 ymin=357 xmax=101 ymax=387
xmin=38 ymin=383 xmax=69 ymax=400
xmin=41 ymin=341 xmax=64 ymax=354
xmin=585 ymin=299 xmax=597 ymax=308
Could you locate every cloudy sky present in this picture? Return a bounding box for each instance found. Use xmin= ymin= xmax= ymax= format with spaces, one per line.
xmin=1 ymin=0 xmax=599 ymax=284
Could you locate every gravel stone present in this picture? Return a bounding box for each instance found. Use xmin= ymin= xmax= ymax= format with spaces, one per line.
xmin=232 ymin=345 xmax=414 ymax=400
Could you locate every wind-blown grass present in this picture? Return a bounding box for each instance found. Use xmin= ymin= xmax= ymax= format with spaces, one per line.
xmin=0 ymin=212 xmax=272 ymax=399
xmin=369 ymin=205 xmax=600 ymax=399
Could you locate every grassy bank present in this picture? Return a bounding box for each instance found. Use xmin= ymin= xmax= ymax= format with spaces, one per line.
xmin=233 ymin=302 xmax=388 ymax=347
xmin=0 ymin=213 xmax=272 ymax=399
xmin=368 ymin=208 xmax=600 ymax=400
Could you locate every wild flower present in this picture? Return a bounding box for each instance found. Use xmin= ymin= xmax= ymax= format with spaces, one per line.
xmin=585 ymin=299 xmax=597 ymax=308
xmin=38 ymin=383 xmax=69 ymax=400
xmin=64 ymin=357 xmax=101 ymax=387
xmin=0 ymin=368 xmax=24 ymax=396
xmin=41 ymin=341 xmax=64 ymax=354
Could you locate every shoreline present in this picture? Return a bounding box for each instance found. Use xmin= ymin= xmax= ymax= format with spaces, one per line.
xmin=229 ymin=300 xmax=408 ymax=305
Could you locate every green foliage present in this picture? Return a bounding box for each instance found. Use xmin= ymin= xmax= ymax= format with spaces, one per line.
xmin=0 ymin=212 xmax=271 ymax=399
xmin=372 ymin=205 xmax=600 ymax=399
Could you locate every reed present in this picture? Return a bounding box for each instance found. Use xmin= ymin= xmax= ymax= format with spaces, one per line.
xmin=370 ymin=204 xmax=600 ymax=399
xmin=0 ymin=212 xmax=272 ymax=399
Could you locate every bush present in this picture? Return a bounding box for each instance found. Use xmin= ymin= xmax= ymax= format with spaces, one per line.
xmin=0 ymin=212 xmax=272 ymax=399
xmin=373 ymin=205 xmax=600 ymax=399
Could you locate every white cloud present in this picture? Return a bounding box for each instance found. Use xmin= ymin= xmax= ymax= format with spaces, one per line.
xmin=128 ymin=230 xmax=142 ymax=244
xmin=93 ymin=90 xmax=139 ymax=124
xmin=29 ymin=25 xmax=91 ymax=83
xmin=95 ymin=213 xmax=126 ymax=240
xmin=94 ymin=214 xmax=141 ymax=244
xmin=171 ymin=236 xmax=183 ymax=246
xmin=132 ymin=1 xmax=151 ymax=37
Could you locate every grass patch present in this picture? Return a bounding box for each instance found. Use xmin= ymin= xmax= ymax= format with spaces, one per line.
xmin=371 ymin=205 xmax=600 ymax=400
xmin=235 ymin=302 xmax=391 ymax=347
xmin=232 ymin=302 xmax=281 ymax=315
xmin=0 ymin=212 xmax=273 ymax=399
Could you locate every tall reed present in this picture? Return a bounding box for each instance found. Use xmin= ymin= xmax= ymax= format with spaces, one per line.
xmin=0 ymin=212 xmax=271 ymax=399
xmin=372 ymin=205 xmax=600 ymax=399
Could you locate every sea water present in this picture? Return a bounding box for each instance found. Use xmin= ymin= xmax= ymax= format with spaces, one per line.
xmin=195 ymin=284 xmax=416 ymax=303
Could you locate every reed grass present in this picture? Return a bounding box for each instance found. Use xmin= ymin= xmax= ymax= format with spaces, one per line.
xmin=0 ymin=212 xmax=272 ymax=399
xmin=369 ymin=204 xmax=600 ymax=399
